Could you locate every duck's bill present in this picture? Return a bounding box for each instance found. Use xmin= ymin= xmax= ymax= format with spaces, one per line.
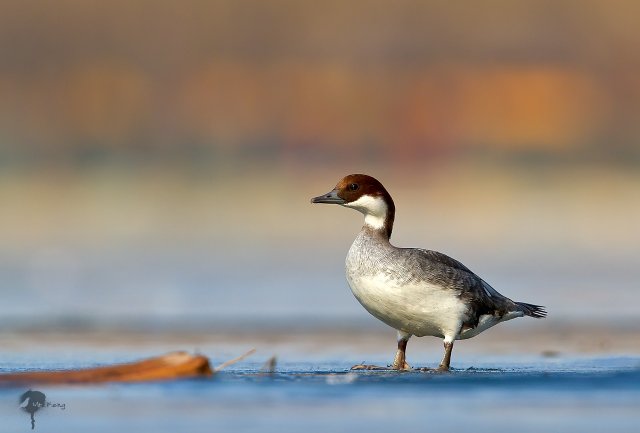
xmin=311 ymin=189 xmax=345 ymax=204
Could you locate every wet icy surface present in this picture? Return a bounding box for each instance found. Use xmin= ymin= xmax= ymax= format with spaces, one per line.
xmin=1 ymin=355 xmax=639 ymax=433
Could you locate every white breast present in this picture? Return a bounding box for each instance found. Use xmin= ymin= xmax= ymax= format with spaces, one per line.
xmin=345 ymin=271 xmax=468 ymax=339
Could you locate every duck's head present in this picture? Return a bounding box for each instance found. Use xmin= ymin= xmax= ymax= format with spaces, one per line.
xmin=311 ymin=174 xmax=395 ymax=238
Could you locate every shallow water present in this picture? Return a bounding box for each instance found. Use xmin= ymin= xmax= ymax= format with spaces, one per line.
xmin=1 ymin=355 xmax=639 ymax=433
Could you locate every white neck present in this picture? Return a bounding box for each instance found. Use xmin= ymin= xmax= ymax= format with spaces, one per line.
xmin=343 ymin=195 xmax=388 ymax=230
xmin=364 ymin=213 xmax=386 ymax=230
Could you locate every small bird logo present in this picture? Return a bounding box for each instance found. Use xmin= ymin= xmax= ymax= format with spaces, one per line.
xmin=19 ymin=390 xmax=46 ymax=430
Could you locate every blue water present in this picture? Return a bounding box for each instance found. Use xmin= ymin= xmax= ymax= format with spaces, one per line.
xmin=1 ymin=356 xmax=639 ymax=433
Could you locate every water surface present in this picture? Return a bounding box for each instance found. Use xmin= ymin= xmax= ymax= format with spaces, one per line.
xmin=1 ymin=354 xmax=638 ymax=433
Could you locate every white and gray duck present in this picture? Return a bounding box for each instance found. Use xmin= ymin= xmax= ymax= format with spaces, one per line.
xmin=311 ymin=174 xmax=546 ymax=371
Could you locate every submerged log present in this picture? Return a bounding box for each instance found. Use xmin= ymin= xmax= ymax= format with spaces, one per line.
xmin=0 ymin=351 xmax=213 ymax=386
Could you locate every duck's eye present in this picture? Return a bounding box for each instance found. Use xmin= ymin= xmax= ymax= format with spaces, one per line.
xmin=348 ymin=183 xmax=359 ymax=191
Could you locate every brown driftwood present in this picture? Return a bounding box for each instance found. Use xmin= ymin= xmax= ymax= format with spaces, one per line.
xmin=0 ymin=351 xmax=213 ymax=386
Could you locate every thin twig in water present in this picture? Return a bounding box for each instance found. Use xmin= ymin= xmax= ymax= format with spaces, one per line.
xmin=214 ymin=348 xmax=256 ymax=371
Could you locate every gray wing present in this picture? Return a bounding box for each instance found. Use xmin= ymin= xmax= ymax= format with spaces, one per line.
xmin=401 ymin=248 xmax=519 ymax=327
xmin=413 ymin=249 xmax=503 ymax=298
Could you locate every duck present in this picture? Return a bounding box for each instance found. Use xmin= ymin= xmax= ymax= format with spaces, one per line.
xmin=311 ymin=174 xmax=546 ymax=371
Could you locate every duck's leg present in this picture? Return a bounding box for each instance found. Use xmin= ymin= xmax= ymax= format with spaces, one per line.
xmin=351 ymin=331 xmax=412 ymax=371
xmin=391 ymin=332 xmax=412 ymax=370
xmin=437 ymin=339 xmax=454 ymax=372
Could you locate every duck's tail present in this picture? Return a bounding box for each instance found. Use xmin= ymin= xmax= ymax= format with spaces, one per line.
xmin=516 ymin=302 xmax=547 ymax=318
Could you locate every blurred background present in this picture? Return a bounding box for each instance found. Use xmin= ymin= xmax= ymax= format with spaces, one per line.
xmin=1 ymin=0 xmax=639 ymax=333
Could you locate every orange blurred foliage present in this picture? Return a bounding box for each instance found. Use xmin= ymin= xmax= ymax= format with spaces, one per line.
xmin=0 ymin=0 xmax=638 ymax=162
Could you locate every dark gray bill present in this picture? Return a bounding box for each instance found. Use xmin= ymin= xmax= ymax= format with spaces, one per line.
xmin=311 ymin=189 xmax=345 ymax=204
